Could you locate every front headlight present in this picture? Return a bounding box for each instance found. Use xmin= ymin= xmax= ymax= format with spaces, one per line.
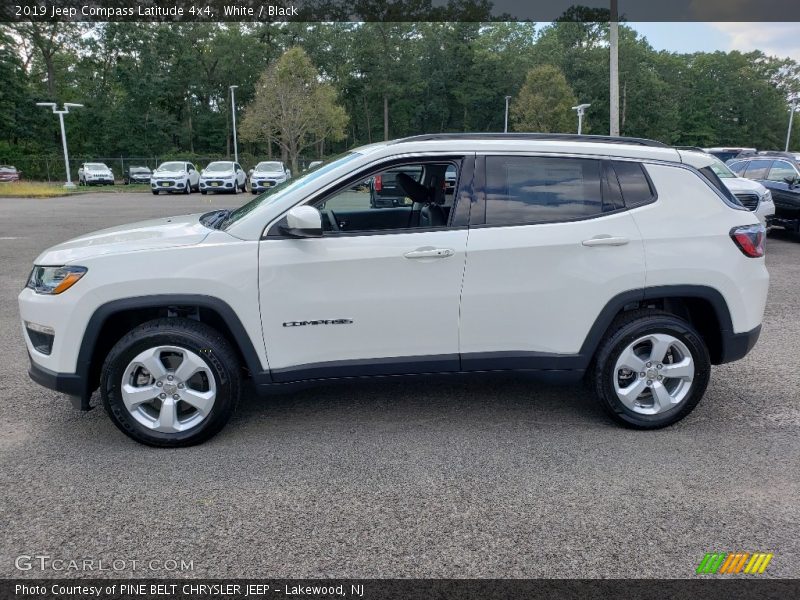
xmin=760 ymin=189 xmax=773 ymax=202
xmin=27 ymin=266 xmax=87 ymax=295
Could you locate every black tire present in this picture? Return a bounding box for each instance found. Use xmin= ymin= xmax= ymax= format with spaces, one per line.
xmin=184 ymin=179 xmax=191 ymax=194
xmin=151 ymin=190 xmax=158 ymax=195
xmin=100 ymin=318 xmax=241 ymax=447
xmin=592 ymin=309 xmax=710 ymax=429
xmin=200 ymin=190 xmax=207 ymax=195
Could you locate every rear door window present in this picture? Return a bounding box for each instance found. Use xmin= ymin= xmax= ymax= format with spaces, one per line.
xmin=742 ymin=160 xmax=772 ymax=180
xmin=484 ymin=156 xmax=603 ymax=226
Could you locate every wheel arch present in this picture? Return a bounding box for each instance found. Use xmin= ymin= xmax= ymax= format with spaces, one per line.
xmin=79 ymin=295 xmax=270 ymax=402
xmin=581 ymin=285 xmax=734 ymax=367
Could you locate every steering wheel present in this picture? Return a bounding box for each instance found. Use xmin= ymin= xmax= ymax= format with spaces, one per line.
xmin=326 ymin=209 xmax=340 ymax=232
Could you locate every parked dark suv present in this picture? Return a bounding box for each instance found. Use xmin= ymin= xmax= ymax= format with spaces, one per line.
xmin=728 ymin=153 xmax=800 ymax=231
xmin=123 ymin=166 xmax=152 ymax=185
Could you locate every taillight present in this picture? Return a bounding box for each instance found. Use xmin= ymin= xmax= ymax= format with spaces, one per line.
xmin=374 ymin=175 xmax=382 ymax=192
xmin=730 ymin=224 xmax=765 ymax=258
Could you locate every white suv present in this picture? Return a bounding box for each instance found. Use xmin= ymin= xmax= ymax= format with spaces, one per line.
xmin=78 ymin=162 xmax=114 ymax=185
xmin=19 ymin=134 xmax=769 ymax=446
xmin=151 ymin=161 xmax=200 ymax=195
xmin=250 ymin=160 xmax=291 ymax=194
xmin=199 ymin=161 xmax=247 ymax=194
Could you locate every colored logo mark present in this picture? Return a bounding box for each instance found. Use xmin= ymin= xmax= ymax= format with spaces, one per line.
xmin=696 ymin=552 xmax=774 ymax=574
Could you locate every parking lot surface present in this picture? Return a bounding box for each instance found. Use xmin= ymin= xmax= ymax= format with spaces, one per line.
xmin=1 ymin=192 xmax=798 ymax=578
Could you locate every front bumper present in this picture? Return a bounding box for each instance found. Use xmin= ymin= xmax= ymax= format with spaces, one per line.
xmin=85 ymin=177 xmax=114 ymax=185
xmin=200 ymin=179 xmax=235 ymax=191
xmin=151 ymin=179 xmax=186 ymax=191
xmin=28 ymin=356 xmax=90 ymax=410
xmin=251 ymin=178 xmax=284 ymax=192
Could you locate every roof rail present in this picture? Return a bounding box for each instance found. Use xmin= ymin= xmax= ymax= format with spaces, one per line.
xmin=388 ymin=132 xmax=669 ymax=148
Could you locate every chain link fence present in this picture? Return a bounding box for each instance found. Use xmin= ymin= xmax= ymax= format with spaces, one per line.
xmin=1 ymin=154 xmax=319 ymax=183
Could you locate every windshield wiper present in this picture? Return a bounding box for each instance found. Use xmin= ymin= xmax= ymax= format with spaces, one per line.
xmin=200 ymin=209 xmax=231 ymax=230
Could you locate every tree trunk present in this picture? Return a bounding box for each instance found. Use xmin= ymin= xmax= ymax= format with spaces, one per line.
xmin=45 ymin=57 xmax=55 ymax=97
xmin=364 ymin=96 xmax=372 ymax=143
xmin=383 ymin=95 xmax=389 ymax=141
xmin=188 ymin=112 xmax=194 ymax=153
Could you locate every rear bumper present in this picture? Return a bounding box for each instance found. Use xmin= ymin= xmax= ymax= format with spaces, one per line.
xmin=719 ymin=325 xmax=761 ymax=364
xmin=28 ymin=356 xmax=91 ymax=410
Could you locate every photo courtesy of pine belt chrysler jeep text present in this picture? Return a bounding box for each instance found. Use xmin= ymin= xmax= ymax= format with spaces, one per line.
xmin=19 ymin=134 xmax=769 ymax=446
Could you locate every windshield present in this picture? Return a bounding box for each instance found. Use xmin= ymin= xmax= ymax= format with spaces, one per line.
xmin=86 ymin=164 xmax=108 ymax=171
xmin=205 ymin=162 xmax=234 ymax=172
xmin=221 ymin=152 xmax=362 ymax=230
xmin=710 ymin=158 xmax=736 ymax=179
xmin=157 ymin=162 xmax=184 ymax=171
xmin=130 ymin=167 xmax=149 ymax=173
xmin=255 ymin=162 xmax=284 ymax=171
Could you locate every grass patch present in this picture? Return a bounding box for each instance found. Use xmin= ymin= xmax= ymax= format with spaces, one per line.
xmin=0 ymin=182 xmax=153 ymax=198
xmin=0 ymin=182 xmax=75 ymax=198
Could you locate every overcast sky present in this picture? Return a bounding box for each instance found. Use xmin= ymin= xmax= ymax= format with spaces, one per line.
xmin=630 ymin=23 xmax=800 ymax=61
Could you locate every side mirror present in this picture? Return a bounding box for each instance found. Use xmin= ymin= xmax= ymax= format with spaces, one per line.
xmin=784 ymin=176 xmax=798 ymax=187
xmin=281 ymin=206 xmax=322 ymax=238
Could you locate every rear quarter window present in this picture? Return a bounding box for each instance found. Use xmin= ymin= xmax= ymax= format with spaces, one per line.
xmin=609 ymin=161 xmax=656 ymax=208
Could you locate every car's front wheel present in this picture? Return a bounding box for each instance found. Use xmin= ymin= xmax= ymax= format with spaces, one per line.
xmin=592 ymin=309 xmax=710 ymax=429
xmin=101 ymin=318 xmax=241 ymax=447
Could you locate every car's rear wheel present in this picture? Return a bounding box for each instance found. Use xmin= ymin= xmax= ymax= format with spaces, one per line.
xmin=151 ymin=190 xmax=158 ymax=195
xmin=101 ymin=318 xmax=241 ymax=447
xmin=592 ymin=309 xmax=710 ymax=429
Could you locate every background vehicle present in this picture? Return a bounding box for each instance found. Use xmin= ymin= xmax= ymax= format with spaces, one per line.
xmin=78 ymin=162 xmax=114 ymax=185
xmin=250 ymin=161 xmax=291 ymax=194
xmin=150 ymin=161 xmax=200 ymax=195
xmin=123 ymin=166 xmax=152 ymax=185
xmin=704 ymin=147 xmax=757 ymax=163
xmin=19 ymin=134 xmax=768 ymax=446
xmin=728 ymin=154 xmax=800 ymax=231
xmin=0 ymin=165 xmax=21 ymax=182
xmin=705 ymin=156 xmax=775 ymax=225
xmin=199 ymin=161 xmax=247 ymax=195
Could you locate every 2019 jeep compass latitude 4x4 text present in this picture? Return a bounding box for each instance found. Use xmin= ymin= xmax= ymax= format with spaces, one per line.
xmin=19 ymin=134 xmax=768 ymax=446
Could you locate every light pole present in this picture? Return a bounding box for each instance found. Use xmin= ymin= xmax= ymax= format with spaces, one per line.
xmin=504 ymin=96 xmax=512 ymax=133
xmin=229 ymin=85 xmax=239 ymax=163
xmin=572 ymin=103 xmax=591 ymax=135
xmin=37 ymin=102 xmax=83 ymax=188
xmin=609 ymin=0 xmax=620 ymax=136
xmin=786 ymin=97 xmax=798 ymax=152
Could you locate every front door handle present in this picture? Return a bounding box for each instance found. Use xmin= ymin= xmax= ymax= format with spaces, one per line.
xmin=582 ymin=235 xmax=630 ymax=247
xmin=404 ymin=247 xmax=455 ymax=259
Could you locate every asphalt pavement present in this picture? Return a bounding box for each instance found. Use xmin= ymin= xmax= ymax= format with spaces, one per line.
xmin=1 ymin=192 xmax=798 ymax=579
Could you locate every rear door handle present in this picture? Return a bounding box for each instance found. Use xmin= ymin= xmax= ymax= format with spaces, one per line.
xmin=404 ymin=247 xmax=455 ymax=259
xmin=582 ymin=236 xmax=630 ymax=247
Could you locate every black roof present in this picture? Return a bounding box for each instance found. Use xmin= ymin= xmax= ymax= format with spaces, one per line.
xmin=388 ymin=133 xmax=669 ymax=148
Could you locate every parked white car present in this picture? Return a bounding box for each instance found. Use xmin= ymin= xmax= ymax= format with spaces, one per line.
xmin=198 ymin=161 xmax=247 ymax=194
xmin=150 ymin=161 xmax=200 ymax=195
xmin=250 ymin=161 xmax=291 ymax=194
xmin=19 ymin=134 xmax=768 ymax=446
xmin=682 ymin=153 xmax=775 ymax=225
xmin=78 ymin=163 xmax=114 ymax=186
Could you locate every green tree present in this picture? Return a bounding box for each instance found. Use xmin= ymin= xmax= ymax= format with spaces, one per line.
xmin=239 ymin=47 xmax=347 ymax=173
xmin=511 ymin=65 xmax=577 ymax=133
